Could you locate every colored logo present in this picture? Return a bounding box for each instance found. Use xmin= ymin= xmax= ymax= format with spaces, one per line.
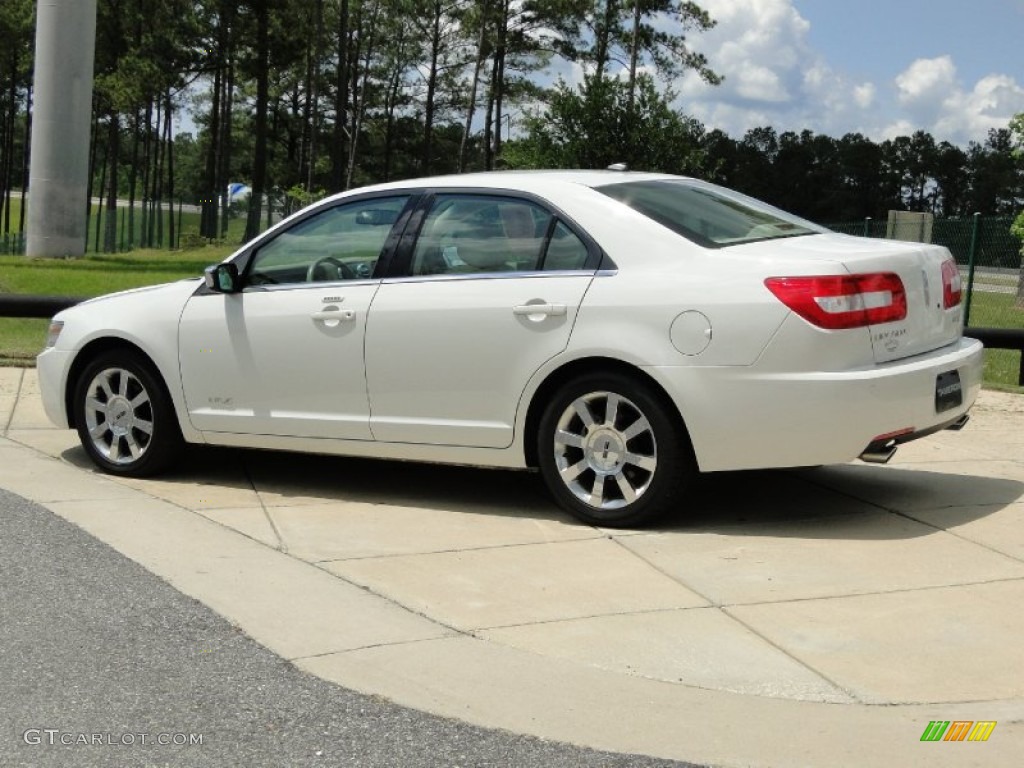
xmin=920 ymin=721 xmax=996 ymax=742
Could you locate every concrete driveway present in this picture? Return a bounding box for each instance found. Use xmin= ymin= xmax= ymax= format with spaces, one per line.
xmin=3 ymin=367 xmax=1023 ymax=766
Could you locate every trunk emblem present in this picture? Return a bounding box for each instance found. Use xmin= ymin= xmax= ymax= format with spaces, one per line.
xmin=921 ymin=269 xmax=931 ymax=307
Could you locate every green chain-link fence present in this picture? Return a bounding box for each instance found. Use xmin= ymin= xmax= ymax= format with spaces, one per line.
xmin=0 ymin=232 xmax=25 ymax=256
xmin=827 ymin=215 xmax=1023 ymax=329
xmin=0 ymin=194 xmax=289 ymax=256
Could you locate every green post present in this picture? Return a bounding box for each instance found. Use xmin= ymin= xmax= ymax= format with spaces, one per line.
xmin=863 ymin=217 xmax=872 ymax=237
xmin=963 ymin=212 xmax=981 ymax=327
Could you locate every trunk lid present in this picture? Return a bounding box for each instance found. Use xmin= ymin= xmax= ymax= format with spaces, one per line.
xmin=739 ymin=233 xmax=963 ymax=363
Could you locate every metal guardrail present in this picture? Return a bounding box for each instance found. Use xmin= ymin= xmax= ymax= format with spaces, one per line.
xmin=964 ymin=328 xmax=1024 ymax=386
xmin=0 ymin=294 xmax=83 ymax=318
xmin=2 ymin=293 xmax=1023 ymax=385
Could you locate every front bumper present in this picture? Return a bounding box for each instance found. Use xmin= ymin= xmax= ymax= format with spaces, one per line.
xmin=36 ymin=347 xmax=74 ymax=429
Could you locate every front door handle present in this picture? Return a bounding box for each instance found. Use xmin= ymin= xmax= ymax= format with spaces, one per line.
xmin=512 ymin=303 xmax=567 ymax=317
xmin=312 ymin=308 xmax=356 ymax=322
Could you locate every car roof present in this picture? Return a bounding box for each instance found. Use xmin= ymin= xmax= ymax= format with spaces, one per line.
xmin=339 ymin=169 xmax=692 ymax=198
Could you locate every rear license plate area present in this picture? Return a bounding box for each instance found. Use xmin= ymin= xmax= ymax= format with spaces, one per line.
xmin=935 ymin=370 xmax=962 ymax=413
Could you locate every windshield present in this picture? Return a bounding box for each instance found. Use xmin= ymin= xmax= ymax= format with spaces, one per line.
xmin=596 ymin=179 xmax=826 ymax=248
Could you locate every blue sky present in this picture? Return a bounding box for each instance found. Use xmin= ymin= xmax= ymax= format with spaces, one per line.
xmin=670 ymin=0 xmax=1024 ymax=145
xmin=798 ymin=0 xmax=1022 ymax=86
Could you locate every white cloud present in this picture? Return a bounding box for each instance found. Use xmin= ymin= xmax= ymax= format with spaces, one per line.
xmin=935 ymin=74 xmax=1024 ymax=142
xmin=733 ymin=65 xmax=789 ymax=102
xmin=880 ymin=119 xmax=916 ymax=142
xmin=891 ymin=58 xmax=1024 ymax=143
xmin=895 ymin=56 xmax=957 ymax=106
xmin=680 ymin=0 xmax=808 ymax=106
xmin=677 ymin=0 xmax=878 ymax=138
xmin=853 ymin=83 xmax=875 ymax=109
xmin=673 ymin=1 xmax=1024 ymax=145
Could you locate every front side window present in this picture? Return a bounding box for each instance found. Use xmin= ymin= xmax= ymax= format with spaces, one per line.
xmin=411 ymin=195 xmax=556 ymax=276
xmin=597 ymin=180 xmax=825 ymax=248
xmin=246 ymin=195 xmax=409 ymax=286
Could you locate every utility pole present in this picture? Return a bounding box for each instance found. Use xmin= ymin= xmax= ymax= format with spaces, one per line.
xmin=26 ymin=0 xmax=98 ymax=258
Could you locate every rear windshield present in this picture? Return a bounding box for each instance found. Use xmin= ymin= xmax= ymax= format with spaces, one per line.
xmin=596 ymin=179 xmax=826 ymax=248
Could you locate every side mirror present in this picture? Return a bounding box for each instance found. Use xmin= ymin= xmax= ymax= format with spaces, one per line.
xmin=204 ymin=263 xmax=240 ymax=293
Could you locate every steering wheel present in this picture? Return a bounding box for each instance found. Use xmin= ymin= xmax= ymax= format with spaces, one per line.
xmin=307 ymin=256 xmax=357 ymax=282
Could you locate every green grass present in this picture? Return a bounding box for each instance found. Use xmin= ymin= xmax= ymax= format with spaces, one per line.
xmin=982 ymin=350 xmax=1024 ymax=393
xmin=962 ymin=290 xmax=1024 ymax=392
xmin=0 ymin=250 xmax=227 ymax=295
xmin=964 ymin=289 xmax=1024 ymax=329
xmin=967 ymin=293 xmax=1024 ymax=388
xmin=0 ymin=317 xmax=48 ymax=366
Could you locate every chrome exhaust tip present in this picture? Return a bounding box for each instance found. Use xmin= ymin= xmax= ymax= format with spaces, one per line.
xmin=945 ymin=414 xmax=970 ymax=431
xmin=859 ymin=444 xmax=898 ymax=464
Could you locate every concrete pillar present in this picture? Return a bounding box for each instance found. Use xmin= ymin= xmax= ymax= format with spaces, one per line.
xmin=26 ymin=0 xmax=98 ymax=258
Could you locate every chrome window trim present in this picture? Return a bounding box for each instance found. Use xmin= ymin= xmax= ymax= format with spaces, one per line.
xmin=380 ymin=269 xmax=596 ymax=286
xmin=246 ymin=278 xmax=383 ymax=292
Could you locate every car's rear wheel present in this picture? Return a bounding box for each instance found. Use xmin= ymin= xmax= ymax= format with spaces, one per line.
xmin=537 ymin=372 xmax=696 ymax=527
xmin=73 ymin=351 xmax=183 ymax=477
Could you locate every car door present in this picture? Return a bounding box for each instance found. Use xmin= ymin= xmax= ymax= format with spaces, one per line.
xmin=178 ymin=194 xmax=412 ymax=440
xmin=364 ymin=192 xmax=597 ymax=448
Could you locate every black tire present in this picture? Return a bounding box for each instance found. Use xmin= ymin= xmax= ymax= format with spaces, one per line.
xmin=536 ymin=371 xmax=696 ymax=528
xmin=72 ymin=350 xmax=184 ymax=477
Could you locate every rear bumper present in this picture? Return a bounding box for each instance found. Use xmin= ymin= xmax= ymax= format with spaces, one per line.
xmin=648 ymin=337 xmax=984 ymax=472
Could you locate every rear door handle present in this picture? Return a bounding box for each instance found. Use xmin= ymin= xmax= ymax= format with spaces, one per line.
xmin=512 ymin=303 xmax=567 ymax=317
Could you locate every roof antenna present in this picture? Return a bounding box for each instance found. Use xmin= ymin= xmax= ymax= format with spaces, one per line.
xmin=606 ymin=162 xmax=628 ymax=171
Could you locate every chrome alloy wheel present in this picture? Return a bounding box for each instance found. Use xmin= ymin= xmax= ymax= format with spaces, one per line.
xmin=552 ymin=391 xmax=657 ymax=510
xmin=82 ymin=366 xmax=155 ymax=465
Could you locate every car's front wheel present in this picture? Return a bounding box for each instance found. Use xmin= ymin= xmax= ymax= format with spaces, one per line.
xmin=537 ymin=372 xmax=696 ymax=527
xmin=73 ymin=351 xmax=183 ymax=476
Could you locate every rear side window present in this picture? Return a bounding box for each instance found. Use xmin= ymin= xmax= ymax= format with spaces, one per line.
xmin=410 ymin=194 xmax=590 ymax=276
xmin=597 ymin=180 xmax=825 ymax=248
xmin=543 ymin=221 xmax=589 ymax=271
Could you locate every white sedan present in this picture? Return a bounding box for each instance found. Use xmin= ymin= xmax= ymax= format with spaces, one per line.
xmin=38 ymin=171 xmax=983 ymax=526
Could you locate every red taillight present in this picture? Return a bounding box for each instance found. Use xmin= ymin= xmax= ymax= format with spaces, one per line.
xmin=764 ymin=273 xmax=907 ymax=329
xmin=941 ymin=259 xmax=962 ymax=308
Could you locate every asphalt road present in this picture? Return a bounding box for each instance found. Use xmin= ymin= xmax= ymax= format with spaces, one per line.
xmin=0 ymin=488 xmax=702 ymax=768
